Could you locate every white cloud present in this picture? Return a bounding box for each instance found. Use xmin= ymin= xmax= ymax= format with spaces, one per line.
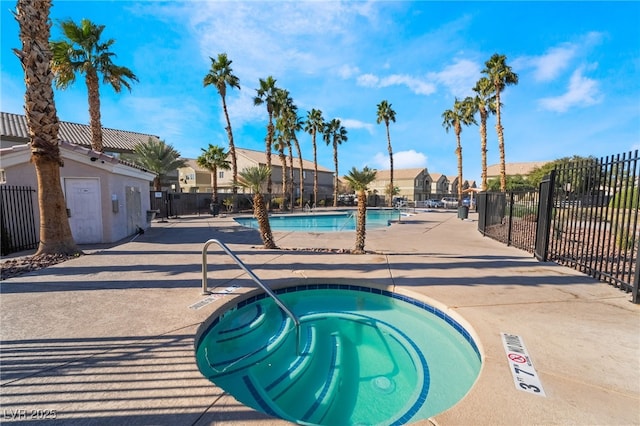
xmin=514 ymin=45 xmax=576 ymax=82
xmin=357 ymin=73 xmax=380 ymax=87
xmin=513 ymin=32 xmax=605 ymax=82
xmin=341 ymin=118 xmax=375 ymax=134
xmin=356 ymin=73 xmax=436 ymax=95
xmin=538 ymin=66 xmax=602 ymax=113
xmin=372 ymin=150 xmax=428 ymax=170
xmin=338 ymin=65 xmax=360 ymax=79
xmin=428 ymin=59 xmax=480 ymax=98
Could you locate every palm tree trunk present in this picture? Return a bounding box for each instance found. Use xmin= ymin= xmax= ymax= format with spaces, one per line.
xmin=386 ymin=124 xmax=394 ymax=207
xmin=279 ymin=147 xmax=287 ymax=211
xmin=212 ymin=167 xmax=218 ymax=202
xmin=333 ymin=141 xmax=339 ymax=208
xmin=354 ymin=190 xmax=367 ymax=253
xmin=293 ymin=135 xmax=304 ymax=208
xmin=266 ymin=118 xmax=274 ymax=207
xmin=15 ymin=0 xmax=80 ymax=256
xmin=85 ymin=67 xmax=104 ymax=152
xmin=254 ymin=193 xmax=277 ymax=249
xmin=495 ymin=89 xmax=506 ymax=192
xmin=221 ymin=96 xmax=238 ymax=212
xmin=456 ymin=131 xmax=463 ymax=203
xmin=288 ymin=144 xmax=294 ymax=209
xmin=479 ymin=108 xmax=488 ymax=191
xmin=312 ymin=132 xmax=318 ymax=206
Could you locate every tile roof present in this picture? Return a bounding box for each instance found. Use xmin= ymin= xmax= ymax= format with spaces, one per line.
xmin=235 ymin=147 xmax=333 ymax=173
xmin=1 ymin=111 xmax=160 ymax=153
xmin=486 ymin=161 xmax=550 ymax=177
xmin=374 ymin=168 xmax=427 ymax=180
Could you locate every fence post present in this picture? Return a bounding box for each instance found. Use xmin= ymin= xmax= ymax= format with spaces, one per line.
xmin=633 ymin=235 xmax=639 ymax=304
xmin=534 ymin=170 xmax=555 ymax=262
xmin=507 ymin=191 xmax=515 ymax=246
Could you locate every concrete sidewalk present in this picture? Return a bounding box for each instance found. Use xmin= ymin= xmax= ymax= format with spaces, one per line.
xmin=1 ymin=210 xmax=638 ymax=425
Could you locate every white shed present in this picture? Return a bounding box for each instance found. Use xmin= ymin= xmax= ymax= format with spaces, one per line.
xmin=1 ymin=141 xmax=155 ymax=244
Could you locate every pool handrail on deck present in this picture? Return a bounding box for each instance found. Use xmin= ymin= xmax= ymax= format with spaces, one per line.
xmin=201 ymin=239 xmax=302 ymax=353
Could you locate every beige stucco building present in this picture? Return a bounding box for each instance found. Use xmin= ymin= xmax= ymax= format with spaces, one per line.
xmin=178 ymin=147 xmax=335 ymax=205
xmin=369 ymin=168 xmax=476 ymax=203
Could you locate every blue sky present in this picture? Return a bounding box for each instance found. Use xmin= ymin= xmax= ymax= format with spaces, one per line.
xmin=2 ymin=1 xmax=639 ymax=182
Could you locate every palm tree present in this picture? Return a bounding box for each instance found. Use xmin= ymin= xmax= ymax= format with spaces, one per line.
xmin=196 ymin=144 xmax=230 ymax=203
xmin=472 ymin=77 xmax=497 ymax=191
xmin=126 ymin=138 xmax=186 ymax=191
xmin=50 ymin=18 xmax=138 ymax=153
xmin=323 ymin=118 xmax=348 ymax=207
xmin=343 ymin=166 xmax=377 ymax=254
xmin=203 ymin=53 xmax=240 ymax=212
xmin=279 ymin=95 xmax=304 ymax=208
xmin=14 ymin=0 xmax=80 ymax=256
xmin=304 ymin=109 xmax=324 ymax=207
xmin=238 ymin=166 xmax=278 ymax=249
xmin=253 ymin=76 xmax=280 ymax=204
xmin=376 ymin=100 xmax=396 ymax=207
xmin=273 ymin=122 xmax=290 ymax=211
xmin=482 ymin=53 xmax=519 ymax=192
xmin=442 ymin=97 xmax=477 ymax=204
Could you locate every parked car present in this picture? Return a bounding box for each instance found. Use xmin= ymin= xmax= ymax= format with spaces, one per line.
xmin=425 ymin=199 xmax=444 ymax=208
xmin=441 ymin=197 xmax=458 ymax=208
xmin=462 ymin=198 xmax=476 ymax=209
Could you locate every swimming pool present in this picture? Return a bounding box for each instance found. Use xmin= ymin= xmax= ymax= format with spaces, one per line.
xmin=195 ymin=284 xmax=482 ymax=425
xmin=234 ymin=209 xmax=402 ymax=232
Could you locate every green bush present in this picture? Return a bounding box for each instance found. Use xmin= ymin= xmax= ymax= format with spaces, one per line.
xmin=609 ymin=187 xmax=639 ymax=209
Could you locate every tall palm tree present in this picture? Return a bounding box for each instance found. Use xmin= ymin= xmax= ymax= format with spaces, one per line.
xmin=482 ymin=53 xmax=519 ymax=192
xmin=273 ymin=123 xmax=290 ymax=211
xmin=279 ymin=97 xmax=304 ymax=208
xmin=304 ymin=109 xmax=324 ymax=207
xmin=126 ymin=138 xmax=186 ymax=191
xmin=50 ymin=18 xmax=138 ymax=153
xmin=343 ymin=166 xmax=377 ymax=254
xmin=238 ymin=166 xmax=278 ymax=249
xmin=442 ymin=97 xmax=477 ymax=204
xmin=196 ymin=144 xmax=230 ymax=203
xmin=253 ymin=76 xmax=280 ymax=204
xmin=203 ymin=53 xmax=240 ymax=212
xmin=472 ymin=77 xmax=497 ymax=191
xmin=323 ymin=118 xmax=348 ymax=207
xmin=14 ymin=0 xmax=80 ymax=256
xmin=376 ymin=100 xmax=396 ymax=207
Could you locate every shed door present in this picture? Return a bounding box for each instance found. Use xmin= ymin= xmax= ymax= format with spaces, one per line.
xmin=65 ymin=178 xmax=102 ymax=244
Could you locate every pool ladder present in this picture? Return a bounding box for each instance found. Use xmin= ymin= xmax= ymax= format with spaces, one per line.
xmin=201 ymin=239 xmax=302 ymax=354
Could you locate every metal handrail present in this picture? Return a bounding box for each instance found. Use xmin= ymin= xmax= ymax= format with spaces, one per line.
xmin=201 ymin=239 xmax=301 ymax=352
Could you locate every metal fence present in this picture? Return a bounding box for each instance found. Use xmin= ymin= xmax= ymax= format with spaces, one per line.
xmin=1 ymin=185 xmax=38 ymax=255
xmin=478 ymin=150 xmax=639 ymax=303
xmin=548 ymin=152 xmax=638 ymax=299
xmin=478 ymin=191 xmax=539 ymax=253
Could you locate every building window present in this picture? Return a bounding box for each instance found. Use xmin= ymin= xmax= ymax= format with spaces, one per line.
xmin=218 ymin=171 xmax=224 ymax=178
xmin=0 ymin=169 xmax=5 ymax=184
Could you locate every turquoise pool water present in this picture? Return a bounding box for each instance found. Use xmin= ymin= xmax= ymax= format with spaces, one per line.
xmin=234 ymin=209 xmax=401 ymax=232
xmin=195 ymin=285 xmax=482 ymax=425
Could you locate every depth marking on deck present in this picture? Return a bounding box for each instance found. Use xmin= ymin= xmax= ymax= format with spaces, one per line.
xmin=188 ymin=285 xmax=239 ymax=310
xmin=501 ymin=332 xmax=546 ymax=396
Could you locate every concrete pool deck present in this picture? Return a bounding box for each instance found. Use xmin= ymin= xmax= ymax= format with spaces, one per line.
xmin=1 ymin=209 xmax=638 ymax=425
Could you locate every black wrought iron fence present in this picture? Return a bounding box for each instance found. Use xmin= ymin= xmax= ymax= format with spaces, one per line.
xmin=1 ymin=185 xmax=38 ymax=255
xmin=478 ymin=150 xmax=639 ymax=303
xmin=477 ymin=191 xmax=539 ymax=253
xmin=548 ymin=151 xmax=638 ymax=298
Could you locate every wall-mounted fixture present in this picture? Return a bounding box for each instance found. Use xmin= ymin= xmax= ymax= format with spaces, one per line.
xmin=90 ymin=156 xmax=98 ymax=162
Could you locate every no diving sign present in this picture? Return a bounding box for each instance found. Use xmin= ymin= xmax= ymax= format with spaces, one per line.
xmin=501 ymin=332 xmax=546 ymax=396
